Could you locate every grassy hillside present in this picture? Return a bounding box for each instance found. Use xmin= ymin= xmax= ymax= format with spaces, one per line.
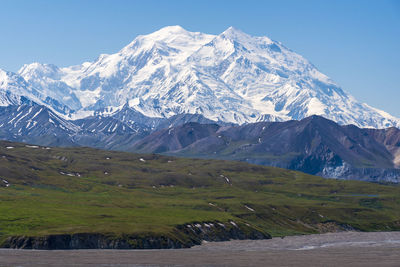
xmin=1 ymin=141 xmax=400 ymax=246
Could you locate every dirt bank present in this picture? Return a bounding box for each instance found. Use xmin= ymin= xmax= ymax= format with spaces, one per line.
xmin=1 ymin=232 xmax=400 ymax=267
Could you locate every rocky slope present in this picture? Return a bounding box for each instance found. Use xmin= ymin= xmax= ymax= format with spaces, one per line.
xmin=0 ymin=101 xmax=398 ymax=182
xmin=132 ymin=116 xmax=400 ymax=182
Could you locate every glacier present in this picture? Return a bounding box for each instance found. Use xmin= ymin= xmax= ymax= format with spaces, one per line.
xmin=0 ymin=25 xmax=399 ymax=128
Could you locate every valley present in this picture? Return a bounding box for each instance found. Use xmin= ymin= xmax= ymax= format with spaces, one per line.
xmin=1 ymin=2 xmax=399 ymax=266
xmin=1 ymin=141 xmax=400 ymax=249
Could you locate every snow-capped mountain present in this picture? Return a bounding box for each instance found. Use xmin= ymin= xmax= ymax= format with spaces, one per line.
xmin=0 ymin=69 xmax=74 ymax=115
xmin=18 ymin=63 xmax=82 ymax=111
xmin=0 ymin=69 xmax=44 ymax=107
xmin=0 ymin=104 xmax=79 ymax=146
xmin=2 ymin=25 xmax=399 ymax=128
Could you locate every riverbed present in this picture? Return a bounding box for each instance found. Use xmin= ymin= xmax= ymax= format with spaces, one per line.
xmin=1 ymin=231 xmax=400 ymax=267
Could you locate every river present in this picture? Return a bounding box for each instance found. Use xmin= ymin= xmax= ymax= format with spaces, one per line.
xmin=1 ymin=231 xmax=400 ymax=267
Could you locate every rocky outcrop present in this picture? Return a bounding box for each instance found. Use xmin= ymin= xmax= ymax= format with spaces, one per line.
xmin=321 ymin=163 xmax=400 ymax=183
xmin=176 ymin=221 xmax=269 ymax=245
xmin=2 ymin=233 xmax=184 ymax=250
xmin=1 ymin=221 xmax=270 ymax=250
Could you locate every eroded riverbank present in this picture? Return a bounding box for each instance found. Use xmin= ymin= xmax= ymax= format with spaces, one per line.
xmin=1 ymin=232 xmax=400 ymax=267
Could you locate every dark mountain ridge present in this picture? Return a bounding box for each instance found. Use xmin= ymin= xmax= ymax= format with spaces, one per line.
xmin=0 ymin=102 xmax=399 ymax=182
xmin=132 ymin=116 xmax=400 ymax=182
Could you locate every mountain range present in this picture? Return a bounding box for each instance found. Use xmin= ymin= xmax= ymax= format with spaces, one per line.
xmin=0 ymin=26 xmax=399 ymax=182
xmin=1 ymin=25 xmax=399 ymax=128
xmin=132 ymin=116 xmax=400 ymax=183
xmin=1 ymin=103 xmax=399 ymax=182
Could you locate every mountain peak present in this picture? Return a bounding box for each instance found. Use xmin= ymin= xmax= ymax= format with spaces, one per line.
xmin=122 ymin=25 xmax=214 ymax=55
xmin=0 ymin=68 xmax=8 ymax=77
xmin=220 ymin=26 xmax=249 ymax=39
xmin=157 ymin=25 xmax=186 ymax=32
xmin=148 ymin=25 xmax=190 ymax=39
xmin=4 ymin=26 xmax=400 ymax=129
xmin=223 ymin=26 xmax=242 ymax=33
xmin=18 ymin=62 xmax=60 ymax=78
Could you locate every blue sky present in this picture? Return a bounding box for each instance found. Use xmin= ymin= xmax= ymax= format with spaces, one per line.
xmin=1 ymin=0 xmax=399 ymax=116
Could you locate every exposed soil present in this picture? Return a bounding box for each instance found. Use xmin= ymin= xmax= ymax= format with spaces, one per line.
xmin=1 ymin=232 xmax=400 ymax=267
xmin=1 ymin=221 xmax=269 ymax=249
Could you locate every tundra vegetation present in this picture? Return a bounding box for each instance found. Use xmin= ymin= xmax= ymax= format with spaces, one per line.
xmin=0 ymin=141 xmax=399 ymax=248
